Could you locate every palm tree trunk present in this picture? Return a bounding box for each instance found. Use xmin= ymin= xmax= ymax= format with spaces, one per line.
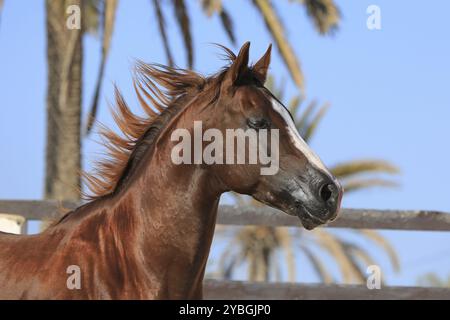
xmin=44 ymin=0 xmax=82 ymax=201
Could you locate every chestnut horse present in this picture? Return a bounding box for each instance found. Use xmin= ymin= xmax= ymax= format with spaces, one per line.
xmin=0 ymin=42 xmax=342 ymax=299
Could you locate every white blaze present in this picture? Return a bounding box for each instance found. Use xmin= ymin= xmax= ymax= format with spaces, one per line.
xmin=270 ymin=97 xmax=329 ymax=173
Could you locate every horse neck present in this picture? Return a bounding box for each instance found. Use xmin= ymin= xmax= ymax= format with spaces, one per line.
xmin=136 ymin=155 xmax=223 ymax=246
xmin=112 ymin=117 xmax=224 ymax=283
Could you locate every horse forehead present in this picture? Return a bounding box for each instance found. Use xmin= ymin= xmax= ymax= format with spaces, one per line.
xmin=236 ymin=87 xmax=271 ymax=109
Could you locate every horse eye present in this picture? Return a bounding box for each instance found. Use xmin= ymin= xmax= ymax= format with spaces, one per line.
xmin=247 ymin=118 xmax=270 ymax=130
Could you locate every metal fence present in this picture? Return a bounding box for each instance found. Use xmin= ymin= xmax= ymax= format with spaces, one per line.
xmin=1 ymin=200 xmax=450 ymax=299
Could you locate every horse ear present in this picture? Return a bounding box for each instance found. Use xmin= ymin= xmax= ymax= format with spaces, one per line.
xmin=252 ymin=44 xmax=272 ymax=84
xmin=222 ymin=41 xmax=250 ymax=91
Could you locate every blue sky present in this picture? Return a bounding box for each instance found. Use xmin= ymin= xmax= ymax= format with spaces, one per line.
xmin=0 ymin=0 xmax=449 ymax=286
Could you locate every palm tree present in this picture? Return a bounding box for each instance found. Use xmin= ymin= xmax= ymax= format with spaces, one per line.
xmin=151 ymin=0 xmax=340 ymax=89
xmin=214 ymin=76 xmax=400 ymax=283
xmin=1 ymin=0 xmax=342 ymax=203
xmin=1 ymin=1 xmax=116 ymax=203
xmin=85 ymin=0 xmax=342 ymax=132
xmin=44 ymin=0 xmax=84 ymax=201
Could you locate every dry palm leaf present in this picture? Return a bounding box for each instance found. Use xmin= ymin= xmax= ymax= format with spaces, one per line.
xmin=152 ymin=0 xmax=174 ymax=67
xmin=173 ymin=0 xmax=193 ymax=68
xmin=86 ymin=0 xmax=118 ymax=134
xmin=303 ymin=0 xmax=340 ymax=34
xmin=253 ymin=0 xmax=304 ymax=90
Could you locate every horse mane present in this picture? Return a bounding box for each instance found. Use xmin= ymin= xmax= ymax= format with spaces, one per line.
xmin=83 ymin=46 xmax=238 ymax=200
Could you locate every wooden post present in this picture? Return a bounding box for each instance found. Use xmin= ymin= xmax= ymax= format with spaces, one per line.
xmin=0 ymin=213 xmax=26 ymax=234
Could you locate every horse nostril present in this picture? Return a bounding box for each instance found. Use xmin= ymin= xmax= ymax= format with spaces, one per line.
xmin=319 ymin=183 xmax=334 ymax=203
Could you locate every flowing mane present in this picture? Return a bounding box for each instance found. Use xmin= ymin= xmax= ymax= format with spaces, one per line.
xmin=83 ymin=47 xmax=239 ymax=200
xmin=0 ymin=42 xmax=343 ymax=300
xmin=83 ymin=63 xmax=203 ymax=199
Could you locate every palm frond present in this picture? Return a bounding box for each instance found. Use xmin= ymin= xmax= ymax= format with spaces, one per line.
xmin=276 ymin=228 xmax=296 ymax=281
xmin=265 ymin=75 xmax=275 ymax=94
xmin=218 ymin=226 xmax=291 ymax=282
xmin=265 ymin=75 xmax=286 ymax=101
xmin=85 ymin=0 xmax=118 ymax=135
xmin=341 ymin=178 xmax=398 ymax=193
xmin=303 ymin=102 xmax=329 ymax=142
xmin=295 ymin=100 xmax=317 ymax=132
xmin=173 ymin=0 xmax=193 ymax=68
xmin=201 ymin=0 xmax=221 ymax=16
xmin=313 ymin=229 xmax=360 ymax=283
xmin=217 ymin=233 xmax=244 ymax=279
xmin=83 ymin=0 xmax=101 ymax=34
xmin=288 ymin=95 xmax=302 ymax=114
xmin=357 ymin=229 xmax=400 ymax=272
xmin=299 ymin=243 xmax=333 ymax=283
xmin=219 ymin=8 xmax=236 ymax=45
xmin=252 ymin=0 xmax=304 ymax=90
xmin=249 ymin=248 xmax=262 ymax=280
xmin=331 ymin=160 xmax=400 ymax=179
xmin=152 ymin=0 xmax=174 ymax=67
xmin=303 ymin=0 xmax=340 ymax=34
xmin=343 ymin=242 xmax=376 ymax=267
xmin=340 ymin=242 xmax=370 ymax=283
xmin=273 ymin=254 xmax=282 ymax=281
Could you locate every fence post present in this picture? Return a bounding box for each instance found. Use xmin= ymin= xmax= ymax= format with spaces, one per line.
xmin=0 ymin=213 xmax=26 ymax=234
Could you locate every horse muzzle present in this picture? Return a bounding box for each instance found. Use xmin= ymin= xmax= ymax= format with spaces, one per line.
xmin=291 ymin=176 xmax=343 ymax=230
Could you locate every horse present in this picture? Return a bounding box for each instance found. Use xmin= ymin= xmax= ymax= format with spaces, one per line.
xmin=0 ymin=42 xmax=342 ymax=299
